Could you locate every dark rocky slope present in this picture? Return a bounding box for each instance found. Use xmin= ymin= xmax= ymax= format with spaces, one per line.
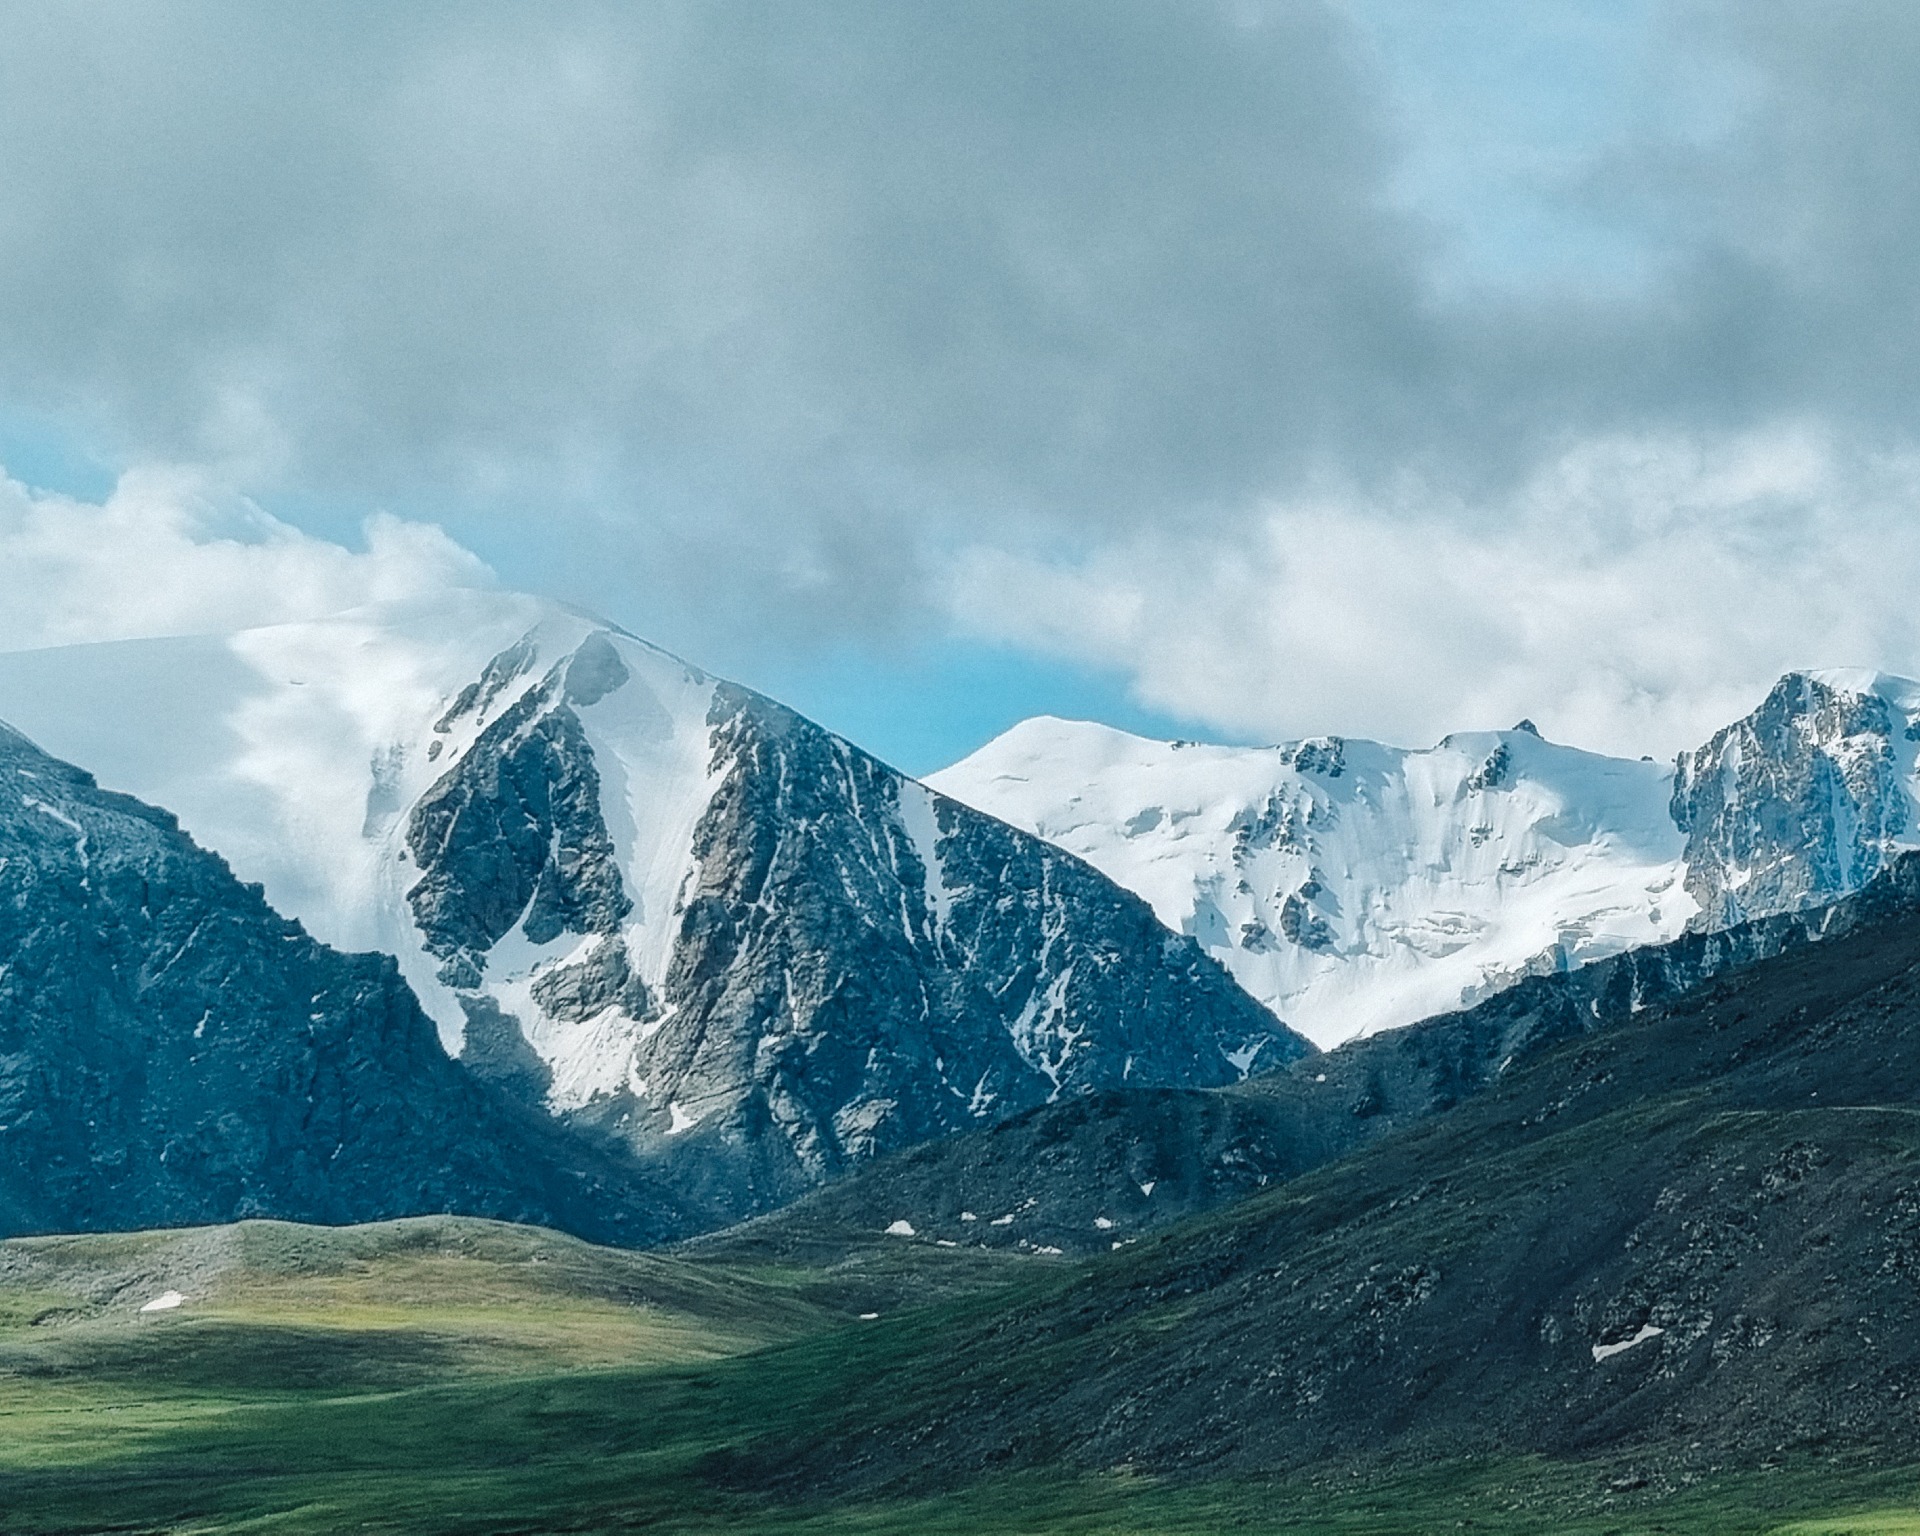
xmin=0 ymin=723 xmax=683 ymax=1244
xmin=713 ymin=853 xmax=1920 ymax=1259
xmin=734 ymin=858 xmax=1920 ymax=1491
xmin=693 ymin=1082 xmax=1301 ymax=1262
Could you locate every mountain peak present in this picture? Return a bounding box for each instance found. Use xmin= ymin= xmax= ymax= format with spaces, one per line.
xmin=1671 ymin=667 xmax=1920 ymax=928
xmin=0 ymin=589 xmax=1304 ymax=1227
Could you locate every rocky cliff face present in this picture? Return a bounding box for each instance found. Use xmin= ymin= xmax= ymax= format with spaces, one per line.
xmin=626 ymin=688 xmax=1295 ymax=1215
xmin=0 ymin=722 xmax=686 ymax=1243
xmin=407 ymin=632 xmax=636 ymax=977
xmin=408 ymin=662 xmax=1302 ymax=1222
xmin=1672 ymin=670 xmax=1920 ymax=928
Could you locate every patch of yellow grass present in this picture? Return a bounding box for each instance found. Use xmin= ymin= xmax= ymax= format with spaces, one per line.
xmin=1775 ymin=1511 xmax=1920 ymax=1535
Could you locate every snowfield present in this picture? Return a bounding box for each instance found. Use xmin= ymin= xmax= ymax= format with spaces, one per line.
xmin=930 ymin=717 xmax=1696 ymax=1047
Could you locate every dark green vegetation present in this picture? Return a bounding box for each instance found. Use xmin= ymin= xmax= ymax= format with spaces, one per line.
xmin=16 ymin=886 xmax=1920 ymax=1530
xmin=740 ymin=890 xmax=1920 ymax=1492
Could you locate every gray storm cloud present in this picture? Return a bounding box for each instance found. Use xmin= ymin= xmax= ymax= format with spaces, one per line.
xmin=0 ymin=6 xmax=1420 ymax=517
xmin=0 ymin=1 xmax=1916 ymax=739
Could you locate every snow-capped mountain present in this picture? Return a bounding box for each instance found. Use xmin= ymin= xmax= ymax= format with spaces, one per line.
xmin=930 ymin=671 xmax=1920 ymax=1049
xmin=0 ymin=591 xmax=1297 ymax=1218
xmin=1672 ymin=670 xmax=1920 ymax=928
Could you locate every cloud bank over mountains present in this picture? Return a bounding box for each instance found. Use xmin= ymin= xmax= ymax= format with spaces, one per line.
xmin=953 ymin=426 xmax=1920 ymax=758
xmin=0 ymin=2 xmax=1918 ymax=756
xmin=11 ymin=426 xmax=1916 ymax=772
xmin=0 ymin=469 xmax=488 ymax=653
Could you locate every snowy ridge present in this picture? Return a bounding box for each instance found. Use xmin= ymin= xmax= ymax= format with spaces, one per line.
xmin=930 ymin=718 xmax=1692 ymax=1048
xmin=931 ymin=673 xmax=1920 ymax=1050
xmin=8 ymin=577 xmax=1918 ymax=1156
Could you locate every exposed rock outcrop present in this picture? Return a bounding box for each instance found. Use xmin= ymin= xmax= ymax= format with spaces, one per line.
xmin=1673 ymin=671 xmax=1918 ymax=927
xmin=405 ymin=663 xmax=1306 ymax=1224
xmin=0 ymin=722 xmax=682 ymax=1244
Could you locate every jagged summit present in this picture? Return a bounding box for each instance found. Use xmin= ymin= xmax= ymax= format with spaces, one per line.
xmin=933 ymin=667 xmax=1920 ymax=1048
xmin=1672 ymin=668 xmax=1920 ymax=929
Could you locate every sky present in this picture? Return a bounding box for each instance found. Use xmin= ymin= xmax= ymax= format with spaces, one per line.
xmin=1 ymin=1 xmax=1918 ymax=774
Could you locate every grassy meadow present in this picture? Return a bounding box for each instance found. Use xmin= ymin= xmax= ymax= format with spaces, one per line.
xmin=0 ymin=1216 xmax=1916 ymax=1534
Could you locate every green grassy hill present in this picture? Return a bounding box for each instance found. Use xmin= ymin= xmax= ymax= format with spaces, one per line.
xmin=0 ymin=1213 xmax=1060 ymax=1532
xmin=0 ymin=1215 xmax=830 ymax=1383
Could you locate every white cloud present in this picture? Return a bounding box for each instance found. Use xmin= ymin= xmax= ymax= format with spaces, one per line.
xmin=947 ymin=425 xmax=1920 ymax=760
xmin=0 ymin=464 xmax=491 ymax=652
